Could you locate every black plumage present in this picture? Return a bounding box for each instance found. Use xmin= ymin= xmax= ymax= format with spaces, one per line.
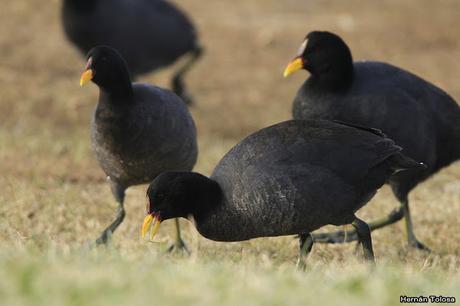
xmin=63 ymin=0 xmax=202 ymax=104
xmin=142 ymin=119 xmax=425 ymax=266
xmin=81 ymin=46 xmax=198 ymax=247
xmin=284 ymin=31 xmax=460 ymax=250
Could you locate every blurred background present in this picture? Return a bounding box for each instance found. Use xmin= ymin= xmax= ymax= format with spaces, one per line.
xmin=0 ymin=0 xmax=459 ymax=304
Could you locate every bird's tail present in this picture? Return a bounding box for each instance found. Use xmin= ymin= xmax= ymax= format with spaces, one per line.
xmin=388 ymin=153 xmax=427 ymax=174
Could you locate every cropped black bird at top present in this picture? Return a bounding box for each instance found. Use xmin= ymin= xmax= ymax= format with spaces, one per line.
xmin=63 ymin=0 xmax=203 ymax=104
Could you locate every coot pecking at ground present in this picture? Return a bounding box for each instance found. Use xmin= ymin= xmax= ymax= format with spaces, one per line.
xmin=63 ymin=0 xmax=202 ymax=105
xmin=80 ymin=45 xmax=198 ymax=250
xmin=284 ymin=31 xmax=460 ymax=250
xmin=141 ymin=119 xmax=425 ymax=267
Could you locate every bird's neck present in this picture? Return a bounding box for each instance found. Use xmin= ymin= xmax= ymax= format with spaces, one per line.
xmin=177 ymin=173 xmax=223 ymax=220
xmin=194 ymin=177 xmax=223 ymax=218
xmin=96 ymin=67 xmax=135 ymax=106
xmin=99 ymin=85 xmax=134 ymax=106
xmin=309 ymin=63 xmax=354 ymax=93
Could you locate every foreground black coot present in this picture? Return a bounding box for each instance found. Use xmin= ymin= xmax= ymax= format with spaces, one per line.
xmin=63 ymin=0 xmax=202 ymax=104
xmin=141 ymin=119 xmax=425 ymax=266
xmin=284 ymin=31 xmax=460 ymax=250
xmin=81 ymin=46 xmax=198 ymax=249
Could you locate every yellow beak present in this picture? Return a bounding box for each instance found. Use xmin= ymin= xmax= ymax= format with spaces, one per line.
xmin=80 ymin=69 xmax=94 ymax=86
xmin=141 ymin=214 xmax=162 ymax=241
xmin=283 ymin=57 xmax=304 ymax=78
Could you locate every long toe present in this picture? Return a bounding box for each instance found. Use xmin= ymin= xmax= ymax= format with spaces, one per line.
xmin=166 ymin=238 xmax=191 ymax=255
xmin=296 ymin=258 xmax=307 ymax=271
xmin=178 ymin=91 xmax=194 ymax=106
xmin=95 ymin=231 xmax=111 ymax=245
xmin=409 ymin=239 xmax=432 ymax=252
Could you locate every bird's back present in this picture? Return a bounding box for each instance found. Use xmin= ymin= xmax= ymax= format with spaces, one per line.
xmin=197 ymin=120 xmax=400 ymax=241
xmin=62 ymin=0 xmax=197 ymax=75
xmin=293 ymin=61 xmax=460 ymax=176
xmin=91 ymin=84 xmax=197 ymax=188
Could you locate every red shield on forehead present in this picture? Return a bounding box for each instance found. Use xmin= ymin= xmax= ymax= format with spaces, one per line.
xmin=297 ymin=39 xmax=308 ymax=56
xmin=85 ymin=57 xmax=93 ymax=70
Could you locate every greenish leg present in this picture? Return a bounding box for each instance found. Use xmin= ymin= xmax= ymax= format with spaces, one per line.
xmin=296 ymin=233 xmax=314 ymax=271
xmin=351 ymin=217 xmax=375 ymax=264
xmin=96 ymin=182 xmax=126 ymax=245
xmin=172 ymin=45 xmax=203 ymax=105
xmin=167 ymin=218 xmax=191 ymax=255
xmin=402 ymin=199 xmax=431 ymax=251
xmin=311 ymin=205 xmax=405 ymax=244
xmin=311 ymin=198 xmax=430 ymax=252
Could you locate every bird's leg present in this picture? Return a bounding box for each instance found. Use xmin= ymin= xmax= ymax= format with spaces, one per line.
xmin=296 ymin=233 xmax=314 ymax=271
xmin=311 ymin=205 xmax=405 ymax=244
xmin=368 ymin=206 xmax=405 ymax=230
xmin=166 ymin=218 xmax=190 ymax=255
xmin=171 ymin=45 xmax=203 ymax=105
xmin=351 ymin=217 xmax=375 ymax=264
xmin=401 ymin=198 xmax=431 ymax=251
xmin=95 ymin=182 xmax=126 ymax=245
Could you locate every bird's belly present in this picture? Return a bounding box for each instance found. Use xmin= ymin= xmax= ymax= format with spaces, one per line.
xmin=92 ymin=138 xmax=195 ymax=187
xmin=195 ymin=218 xmax=322 ymax=242
xmin=193 ymin=203 xmax=329 ymax=242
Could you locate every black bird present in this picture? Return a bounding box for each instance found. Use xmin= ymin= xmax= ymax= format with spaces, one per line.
xmin=80 ymin=46 xmax=198 ymax=249
xmin=63 ymin=0 xmax=202 ymax=105
xmin=141 ymin=119 xmax=425 ymax=267
xmin=284 ymin=31 xmax=460 ymax=250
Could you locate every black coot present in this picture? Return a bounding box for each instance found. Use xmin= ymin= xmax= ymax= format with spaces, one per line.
xmin=80 ymin=46 xmax=198 ymax=250
xmin=284 ymin=31 xmax=460 ymax=250
xmin=141 ymin=119 xmax=425 ymax=267
xmin=64 ymin=0 xmax=202 ymax=104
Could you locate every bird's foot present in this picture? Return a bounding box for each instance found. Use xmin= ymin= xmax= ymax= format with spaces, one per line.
xmin=95 ymin=230 xmax=112 ymax=245
xmin=408 ymin=238 xmax=431 ymax=252
xmin=177 ymin=90 xmax=194 ymax=106
xmin=354 ymin=241 xmax=362 ymax=255
xmin=296 ymin=258 xmax=307 ymax=271
xmin=166 ymin=237 xmax=191 ymax=255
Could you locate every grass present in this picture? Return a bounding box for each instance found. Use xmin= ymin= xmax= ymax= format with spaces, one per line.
xmin=1 ymin=0 xmax=460 ymax=305
xmin=1 ymin=246 xmax=459 ymax=306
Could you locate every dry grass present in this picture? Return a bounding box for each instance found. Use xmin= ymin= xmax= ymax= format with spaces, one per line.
xmin=1 ymin=0 xmax=460 ymax=304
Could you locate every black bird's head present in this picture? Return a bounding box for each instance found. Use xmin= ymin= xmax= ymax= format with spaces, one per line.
xmin=283 ymin=31 xmax=353 ymax=81
xmin=141 ymin=172 xmax=221 ymax=241
xmin=80 ymin=45 xmax=132 ymax=94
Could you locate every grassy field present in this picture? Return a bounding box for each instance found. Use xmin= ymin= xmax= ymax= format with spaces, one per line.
xmin=1 ymin=0 xmax=460 ymax=305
